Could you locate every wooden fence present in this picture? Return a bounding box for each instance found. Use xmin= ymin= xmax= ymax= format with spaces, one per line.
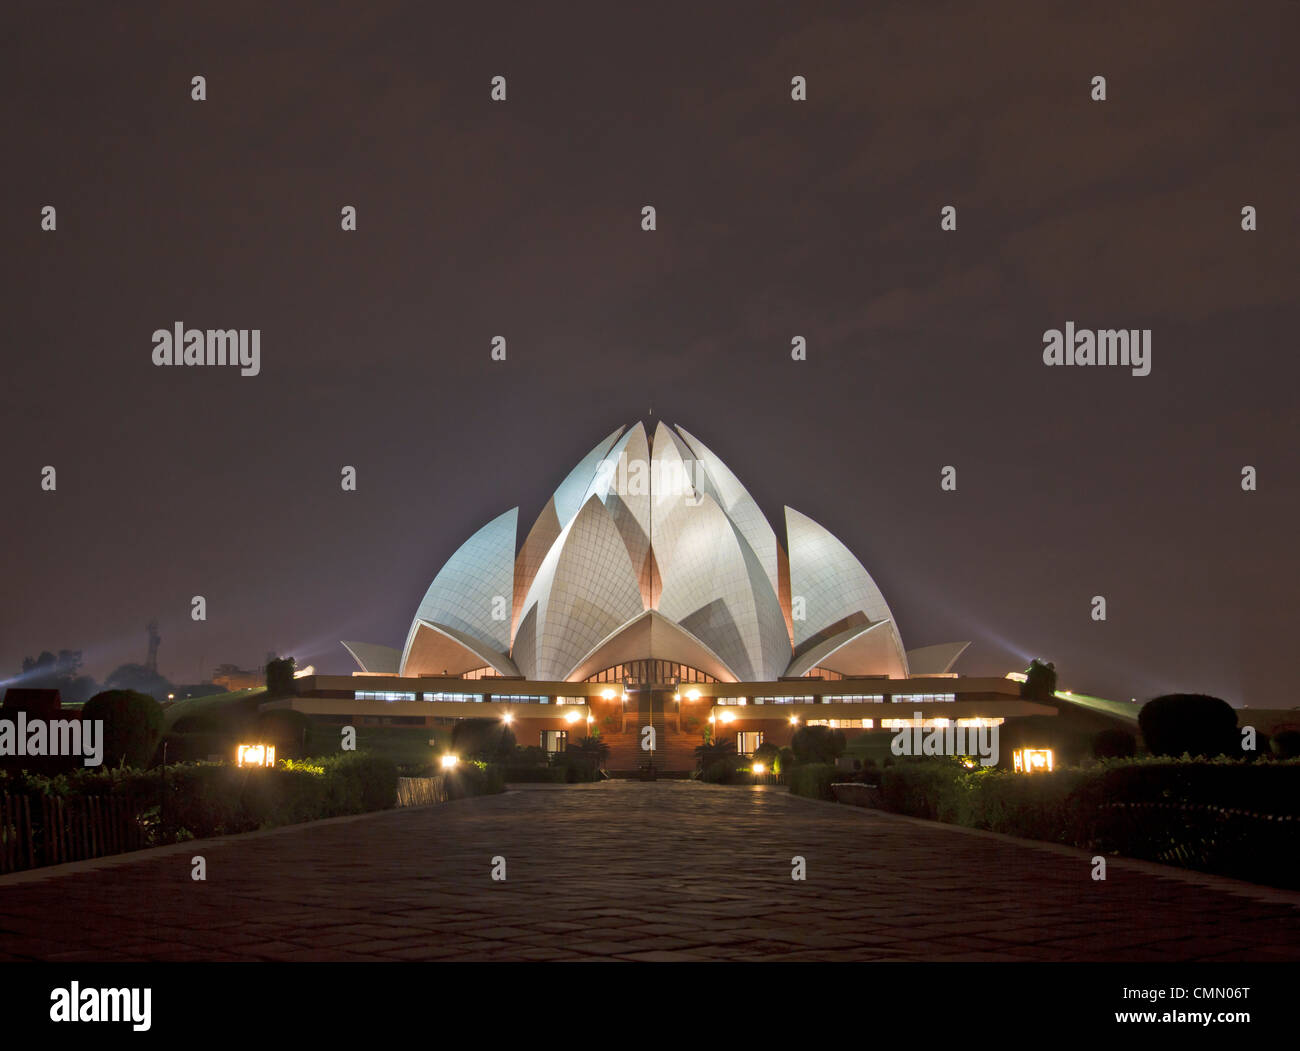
xmin=0 ymin=792 xmax=145 ymax=875
xmin=395 ymin=775 xmax=448 ymax=807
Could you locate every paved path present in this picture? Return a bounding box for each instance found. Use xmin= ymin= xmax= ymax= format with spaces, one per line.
xmin=1 ymin=781 xmax=1296 ymax=962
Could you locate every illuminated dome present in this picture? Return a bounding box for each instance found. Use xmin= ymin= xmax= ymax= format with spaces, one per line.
xmin=343 ymin=421 xmax=967 ymax=683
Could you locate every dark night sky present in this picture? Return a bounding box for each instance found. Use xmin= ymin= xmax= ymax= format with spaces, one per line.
xmin=2 ymin=1 xmax=1296 ymax=706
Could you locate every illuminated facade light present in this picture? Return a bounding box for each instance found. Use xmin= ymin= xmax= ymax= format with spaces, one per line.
xmin=502 ymin=713 xmax=514 ymax=724
xmin=719 ymin=710 xmax=735 ymax=723
xmin=601 ymin=688 xmax=616 ymax=700
xmin=564 ymin=709 xmax=582 ymax=723
xmin=236 ymin=744 xmax=275 ymax=768
xmin=789 ymin=715 xmax=799 ymax=725
xmin=1012 ymin=748 xmax=1054 ymax=773
xmin=685 ymin=689 xmax=701 ymax=701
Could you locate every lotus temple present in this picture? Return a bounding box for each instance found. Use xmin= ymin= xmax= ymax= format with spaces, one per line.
xmin=283 ymin=421 xmax=1120 ymax=772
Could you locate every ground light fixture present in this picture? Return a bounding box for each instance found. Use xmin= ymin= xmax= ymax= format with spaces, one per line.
xmin=236 ymin=743 xmax=275 ymax=767
xmin=440 ymin=754 xmax=460 ymax=770
xmin=1012 ymin=748 xmax=1054 ymax=773
xmin=752 ymin=762 xmax=766 ymax=774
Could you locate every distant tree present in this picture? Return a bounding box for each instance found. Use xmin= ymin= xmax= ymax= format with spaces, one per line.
xmin=791 ymin=724 xmax=846 ymax=764
xmin=83 ymin=689 xmax=164 ymax=768
xmin=1020 ymin=659 xmax=1058 ymax=702
xmin=265 ymin=656 xmax=297 ymax=697
xmin=1138 ymin=694 xmax=1239 ymax=758
xmin=104 ymin=663 xmax=173 ymax=702
xmin=17 ymin=649 xmax=98 ymax=702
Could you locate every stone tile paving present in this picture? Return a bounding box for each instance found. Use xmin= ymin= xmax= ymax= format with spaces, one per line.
xmin=0 ymin=781 xmax=1296 ymax=961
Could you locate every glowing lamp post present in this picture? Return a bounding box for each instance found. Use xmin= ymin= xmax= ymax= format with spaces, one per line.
xmin=1012 ymin=748 xmax=1054 ymax=773
xmin=236 ymin=744 xmax=276 ymax=768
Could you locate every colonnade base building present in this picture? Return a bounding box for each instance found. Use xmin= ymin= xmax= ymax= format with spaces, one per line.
xmin=277 ymin=421 xmax=1131 ymax=772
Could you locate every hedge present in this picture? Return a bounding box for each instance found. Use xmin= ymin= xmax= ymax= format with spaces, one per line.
xmin=878 ymin=757 xmax=1300 ymax=888
xmin=788 ymin=763 xmax=839 ymax=801
xmin=0 ymin=752 xmax=399 ymax=847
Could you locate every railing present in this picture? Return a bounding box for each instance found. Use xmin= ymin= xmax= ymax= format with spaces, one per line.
xmin=0 ymin=791 xmax=145 ymax=875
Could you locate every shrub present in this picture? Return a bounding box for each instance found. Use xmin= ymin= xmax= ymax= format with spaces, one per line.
xmin=790 ymin=725 xmax=846 ymax=765
xmin=550 ymin=751 xmax=599 ymax=782
xmin=1092 ymin=727 xmax=1137 ymax=759
xmin=317 ymin=752 xmax=398 ymax=811
xmin=701 ymin=755 xmax=749 ymax=784
xmin=694 ymin=737 xmax=734 ymax=766
xmin=83 ymin=690 xmax=163 ymax=769
xmin=1272 ymin=730 xmax=1300 ymax=760
xmin=873 ymin=757 xmax=1300 ymax=889
xmin=1139 ymin=694 xmax=1238 ymax=758
xmin=788 ymin=762 xmax=840 ymax=800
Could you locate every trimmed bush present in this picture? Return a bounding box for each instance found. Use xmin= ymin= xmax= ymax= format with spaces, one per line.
xmin=83 ymin=690 xmax=163 ymax=769
xmin=877 ymin=757 xmax=1300 ymax=888
xmin=1139 ymin=693 xmax=1238 ymax=758
xmin=788 ymin=762 xmax=840 ymax=801
xmin=0 ymin=751 xmax=400 ymax=848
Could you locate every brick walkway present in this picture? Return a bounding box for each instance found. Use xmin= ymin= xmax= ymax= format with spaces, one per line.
xmin=1 ymin=781 xmax=1296 ymax=962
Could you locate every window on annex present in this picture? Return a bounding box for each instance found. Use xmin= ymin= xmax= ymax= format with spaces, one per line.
xmin=541 ymin=730 xmax=568 ymax=754
xmin=736 ymin=731 xmax=764 ymax=756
